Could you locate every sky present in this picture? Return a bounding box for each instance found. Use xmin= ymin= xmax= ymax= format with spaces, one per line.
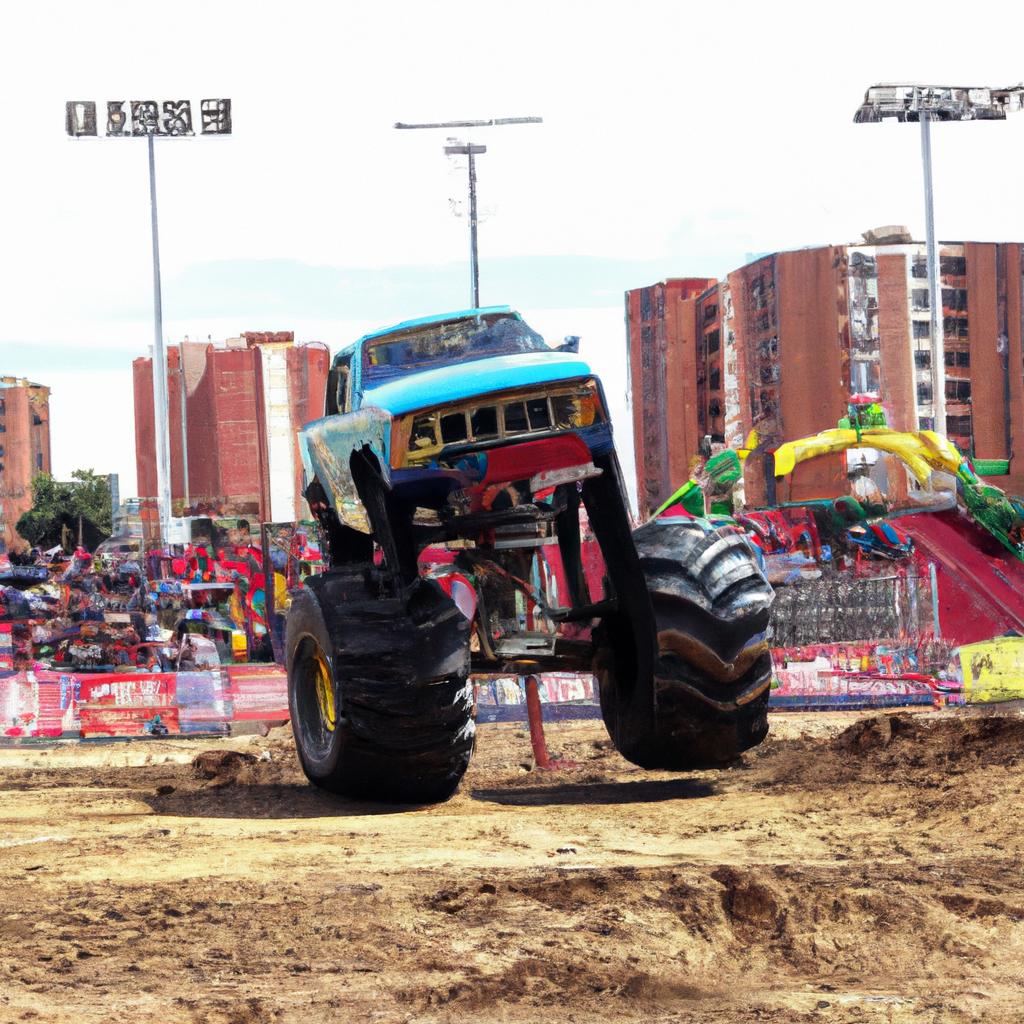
xmin=4 ymin=0 xmax=1024 ymax=506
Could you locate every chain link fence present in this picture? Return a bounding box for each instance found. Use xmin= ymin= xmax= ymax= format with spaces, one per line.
xmin=770 ymin=570 xmax=935 ymax=648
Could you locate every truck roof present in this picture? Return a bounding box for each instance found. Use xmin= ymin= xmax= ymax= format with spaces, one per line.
xmin=332 ymin=306 xmax=517 ymax=367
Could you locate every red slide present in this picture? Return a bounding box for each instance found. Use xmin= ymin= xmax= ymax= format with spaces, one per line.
xmin=900 ymin=508 xmax=1024 ymax=644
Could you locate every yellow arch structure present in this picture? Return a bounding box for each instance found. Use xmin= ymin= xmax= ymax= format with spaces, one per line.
xmin=772 ymin=427 xmax=964 ymax=486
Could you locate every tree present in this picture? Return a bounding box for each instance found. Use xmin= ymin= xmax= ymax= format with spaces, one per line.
xmin=16 ymin=470 xmax=113 ymax=551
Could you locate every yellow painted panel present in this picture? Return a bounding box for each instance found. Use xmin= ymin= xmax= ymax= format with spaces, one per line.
xmin=960 ymin=637 xmax=1024 ymax=703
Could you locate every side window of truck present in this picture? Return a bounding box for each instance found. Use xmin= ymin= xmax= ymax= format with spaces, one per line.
xmin=327 ymin=354 xmax=352 ymax=414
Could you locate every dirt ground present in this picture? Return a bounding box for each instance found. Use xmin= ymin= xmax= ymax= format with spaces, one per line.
xmin=1 ymin=708 xmax=1023 ymax=1024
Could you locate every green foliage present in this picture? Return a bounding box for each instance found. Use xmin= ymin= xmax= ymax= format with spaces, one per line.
xmin=15 ymin=470 xmax=113 ymax=550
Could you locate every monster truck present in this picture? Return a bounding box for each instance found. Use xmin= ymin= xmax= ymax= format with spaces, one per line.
xmin=286 ymin=307 xmax=774 ymax=802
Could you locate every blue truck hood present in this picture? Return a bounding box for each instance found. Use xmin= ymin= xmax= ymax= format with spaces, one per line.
xmin=359 ymin=351 xmax=594 ymax=415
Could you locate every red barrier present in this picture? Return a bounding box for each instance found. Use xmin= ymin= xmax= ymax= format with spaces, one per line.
xmin=79 ymin=704 xmax=181 ymax=737
xmin=224 ymin=664 xmax=289 ymax=721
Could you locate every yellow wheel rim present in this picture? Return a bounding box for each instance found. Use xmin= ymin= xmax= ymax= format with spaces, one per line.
xmin=313 ymin=650 xmax=336 ymax=732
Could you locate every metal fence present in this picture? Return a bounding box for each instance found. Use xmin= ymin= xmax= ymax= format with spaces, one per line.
xmin=769 ymin=570 xmax=935 ymax=648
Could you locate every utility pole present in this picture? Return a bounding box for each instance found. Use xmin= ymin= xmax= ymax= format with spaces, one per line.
xmin=66 ymin=97 xmax=232 ymax=544
xmin=918 ymin=112 xmax=945 ymax=434
xmin=443 ymin=141 xmax=486 ymax=307
xmin=146 ymin=131 xmax=172 ymax=537
xmin=395 ymin=116 xmax=542 ymax=309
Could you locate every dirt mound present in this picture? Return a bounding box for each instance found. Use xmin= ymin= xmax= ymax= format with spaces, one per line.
xmin=191 ymin=749 xmax=260 ymax=784
xmin=833 ymin=712 xmax=1024 ymax=771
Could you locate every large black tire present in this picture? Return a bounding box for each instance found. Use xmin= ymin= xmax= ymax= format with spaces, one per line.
xmin=285 ymin=570 xmax=474 ymax=803
xmin=596 ymin=517 xmax=774 ymax=770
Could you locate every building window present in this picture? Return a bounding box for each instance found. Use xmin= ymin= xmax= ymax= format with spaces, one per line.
xmin=947 ymin=414 xmax=973 ymax=437
xmin=912 ymin=289 xmax=930 ymax=310
xmin=943 ymin=288 xmax=968 ymax=311
xmin=913 ymin=320 xmax=930 ymax=339
xmin=914 ymin=350 xmax=931 ymax=369
xmin=709 ymin=368 xmax=721 ymax=390
xmin=36 ymin=452 xmax=43 ymax=470
xmin=946 ymin=378 xmax=971 ymax=402
xmin=911 ymin=257 xmax=928 ymax=279
xmin=31 ymin=412 xmax=42 ymax=426
xmin=917 ymin=382 xmax=933 ymax=404
xmin=706 ymin=329 xmax=721 ymax=354
xmin=944 ymin=317 xmax=969 ymax=339
xmin=940 ymin=256 xmax=967 ymax=276
xmin=0 ymin=398 xmax=5 ymax=415
xmin=945 ymin=350 xmax=971 ymax=368
xmin=703 ymin=303 xmax=718 ymax=323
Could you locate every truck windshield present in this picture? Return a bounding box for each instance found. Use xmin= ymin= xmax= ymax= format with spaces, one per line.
xmin=363 ymin=315 xmax=549 ymax=384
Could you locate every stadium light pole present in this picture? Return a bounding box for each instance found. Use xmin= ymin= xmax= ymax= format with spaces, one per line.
xmin=854 ymin=83 xmax=1024 ymax=437
xmin=66 ymin=98 xmax=232 ymax=543
xmin=395 ymin=117 xmax=543 ymax=309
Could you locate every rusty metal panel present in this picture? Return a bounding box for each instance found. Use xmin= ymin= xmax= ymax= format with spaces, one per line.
xmin=733 ymin=256 xmax=782 ymax=444
xmin=1006 ymin=244 xmax=1024 ymax=493
xmin=132 ymin=357 xmax=157 ymax=500
xmin=181 ymin=342 xmax=220 ymax=506
xmin=636 ymin=284 xmax=670 ymax=514
xmin=210 ymin=348 xmax=264 ymax=514
xmin=0 ymin=381 xmax=50 ymax=553
xmin=626 ymin=280 xmax=717 ymax=513
xmin=287 ymin=344 xmax=330 ymax=521
xmin=775 ymin=247 xmax=847 ymax=501
xmin=876 ymin=252 xmax=916 ymax=433
xmin=667 ymin=289 xmax=701 ymax=493
xmin=966 ymin=242 xmax=1003 ymax=460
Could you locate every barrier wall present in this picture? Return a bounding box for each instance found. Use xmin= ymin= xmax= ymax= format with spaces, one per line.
xmin=769 ymin=643 xmax=945 ymax=710
xmin=474 ymin=674 xmax=600 ymax=723
xmin=0 ymin=664 xmax=287 ymax=739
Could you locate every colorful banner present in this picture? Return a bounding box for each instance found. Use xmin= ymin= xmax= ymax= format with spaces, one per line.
xmin=770 ymin=649 xmax=936 ymax=709
xmin=224 ymin=664 xmax=289 ymax=721
xmin=79 ymin=704 xmax=181 ymax=737
xmin=0 ymin=623 xmax=12 ymax=672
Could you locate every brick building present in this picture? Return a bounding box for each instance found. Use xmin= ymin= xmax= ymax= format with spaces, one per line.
xmin=133 ymin=333 xmax=329 ymax=524
xmin=0 ymin=377 xmax=51 ymax=553
xmin=627 ymin=239 xmax=1024 ymax=514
